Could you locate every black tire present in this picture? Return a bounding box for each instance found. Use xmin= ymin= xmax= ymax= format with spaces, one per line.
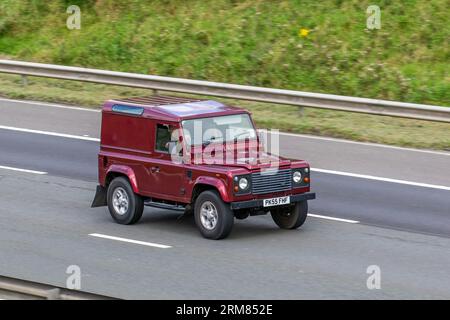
xmin=271 ymin=201 xmax=308 ymax=229
xmin=107 ymin=177 xmax=144 ymax=225
xmin=194 ymin=190 xmax=234 ymax=240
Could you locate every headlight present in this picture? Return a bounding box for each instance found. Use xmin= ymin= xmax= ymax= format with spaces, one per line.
xmin=239 ymin=177 xmax=249 ymax=190
xmin=293 ymin=171 xmax=302 ymax=183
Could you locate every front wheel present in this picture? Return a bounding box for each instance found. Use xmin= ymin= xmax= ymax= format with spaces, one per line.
xmin=271 ymin=201 xmax=308 ymax=229
xmin=194 ymin=190 xmax=234 ymax=240
xmin=107 ymin=177 xmax=144 ymax=225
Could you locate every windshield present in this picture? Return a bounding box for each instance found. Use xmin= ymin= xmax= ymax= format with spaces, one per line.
xmin=182 ymin=114 xmax=256 ymax=147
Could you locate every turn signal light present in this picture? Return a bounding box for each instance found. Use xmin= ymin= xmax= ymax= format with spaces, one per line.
xmin=304 ymin=177 xmax=310 ymax=183
xmin=234 ymin=186 xmax=239 ymax=192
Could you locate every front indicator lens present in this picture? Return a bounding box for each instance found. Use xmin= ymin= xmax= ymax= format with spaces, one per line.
xmin=293 ymin=171 xmax=302 ymax=183
xmin=239 ymin=177 xmax=249 ymax=190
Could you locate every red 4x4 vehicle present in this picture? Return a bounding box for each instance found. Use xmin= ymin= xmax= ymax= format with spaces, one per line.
xmin=92 ymin=96 xmax=315 ymax=239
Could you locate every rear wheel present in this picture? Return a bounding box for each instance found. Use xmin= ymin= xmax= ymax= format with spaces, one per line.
xmin=194 ymin=190 xmax=234 ymax=240
xmin=271 ymin=201 xmax=308 ymax=229
xmin=107 ymin=177 xmax=144 ymax=225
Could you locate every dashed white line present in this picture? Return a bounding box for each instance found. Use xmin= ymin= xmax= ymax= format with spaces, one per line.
xmin=0 ymin=125 xmax=100 ymax=142
xmin=89 ymin=233 xmax=172 ymax=249
xmin=308 ymin=213 xmax=359 ymax=224
xmin=0 ymin=165 xmax=47 ymax=175
xmin=312 ymin=168 xmax=450 ymax=191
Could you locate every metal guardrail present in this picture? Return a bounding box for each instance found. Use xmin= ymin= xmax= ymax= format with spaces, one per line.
xmin=0 ymin=276 xmax=115 ymax=300
xmin=0 ymin=59 xmax=449 ymax=123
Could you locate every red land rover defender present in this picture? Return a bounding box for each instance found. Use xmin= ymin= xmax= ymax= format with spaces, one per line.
xmin=92 ymin=96 xmax=315 ymax=239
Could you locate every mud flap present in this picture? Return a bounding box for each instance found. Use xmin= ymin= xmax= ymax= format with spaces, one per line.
xmin=91 ymin=185 xmax=107 ymax=208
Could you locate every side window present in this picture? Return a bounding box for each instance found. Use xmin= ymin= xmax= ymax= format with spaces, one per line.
xmin=155 ymin=124 xmax=173 ymax=153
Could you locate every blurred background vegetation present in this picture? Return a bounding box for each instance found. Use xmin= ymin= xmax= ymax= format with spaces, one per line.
xmin=0 ymin=0 xmax=449 ymax=149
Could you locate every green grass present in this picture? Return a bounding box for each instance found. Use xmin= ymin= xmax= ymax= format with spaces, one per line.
xmin=0 ymin=0 xmax=448 ymax=105
xmin=0 ymin=74 xmax=448 ymax=151
xmin=0 ymin=1 xmax=449 ymax=150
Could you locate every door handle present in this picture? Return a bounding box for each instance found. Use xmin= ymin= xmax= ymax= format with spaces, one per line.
xmin=151 ymin=166 xmax=160 ymax=173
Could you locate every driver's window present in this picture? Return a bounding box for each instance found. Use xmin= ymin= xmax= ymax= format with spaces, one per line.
xmin=155 ymin=123 xmax=173 ymax=153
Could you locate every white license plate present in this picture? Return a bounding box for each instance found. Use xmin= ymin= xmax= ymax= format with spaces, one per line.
xmin=263 ymin=196 xmax=290 ymax=207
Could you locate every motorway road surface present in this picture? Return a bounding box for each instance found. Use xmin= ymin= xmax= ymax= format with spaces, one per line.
xmin=0 ymin=97 xmax=449 ymax=299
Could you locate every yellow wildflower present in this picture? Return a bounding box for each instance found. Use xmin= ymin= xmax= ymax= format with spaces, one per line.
xmin=299 ymin=28 xmax=310 ymax=37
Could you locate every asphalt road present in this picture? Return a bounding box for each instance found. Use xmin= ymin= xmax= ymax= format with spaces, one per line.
xmin=0 ymin=98 xmax=449 ymax=299
xmin=0 ymin=129 xmax=449 ymax=236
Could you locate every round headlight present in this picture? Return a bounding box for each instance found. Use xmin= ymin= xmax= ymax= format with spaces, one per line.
xmin=293 ymin=171 xmax=302 ymax=183
xmin=239 ymin=177 xmax=249 ymax=190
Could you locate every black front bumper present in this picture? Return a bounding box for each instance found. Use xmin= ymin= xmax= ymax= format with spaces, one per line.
xmin=230 ymin=192 xmax=316 ymax=210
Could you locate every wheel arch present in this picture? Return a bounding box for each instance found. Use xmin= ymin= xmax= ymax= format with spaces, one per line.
xmin=192 ymin=176 xmax=231 ymax=204
xmin=105 ymin=165 xmax=139 ymax=194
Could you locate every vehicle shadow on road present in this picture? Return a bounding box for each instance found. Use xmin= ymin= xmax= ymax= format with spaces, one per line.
xmin=92 ymin=207 xmax=309 ymax=240
xmin=137 ymin=208 xmax=303 ymax=240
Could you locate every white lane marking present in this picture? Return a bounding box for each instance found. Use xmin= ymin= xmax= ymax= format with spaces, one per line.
xmin=266 ymin=130 xmax=450 ymax=157
xmin=1 ymin=124 xmax=449 ymax=191
xmin=89 ymin=233 xmax=172 ymax=249
xmin=312 ymin=168 xmax=450 ymax=191
xmin=0 ymin=125 xmax=100 ymax=142
xmin=308 ymin=213 xmax=359 ymax=224
xmin=0 ymin=97 xmax=100 ymax=112
xmin=0 ymin=165 xmax=47 ymax=175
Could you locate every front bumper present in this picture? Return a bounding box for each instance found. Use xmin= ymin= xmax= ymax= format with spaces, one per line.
xmin=230 ymin=192 xmax=316 ymax=210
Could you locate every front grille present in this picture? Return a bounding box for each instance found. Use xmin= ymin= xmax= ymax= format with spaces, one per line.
xmin=251 ymin=168 xmax=292 ymax=195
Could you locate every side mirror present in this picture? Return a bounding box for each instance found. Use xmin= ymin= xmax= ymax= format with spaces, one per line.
xmin=257 ymin=130 xmax=266 ymax=150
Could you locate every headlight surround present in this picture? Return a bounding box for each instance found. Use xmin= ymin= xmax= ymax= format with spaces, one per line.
xmin=293 ymin=171 xmax=302 ymax=183
xmin=239 ymin=177 xmax=249 ymax=190
xmin=234 ymin=175 xmax=251 ymax=194
xmin=292 ymin=168 xmax=310 ymax=188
